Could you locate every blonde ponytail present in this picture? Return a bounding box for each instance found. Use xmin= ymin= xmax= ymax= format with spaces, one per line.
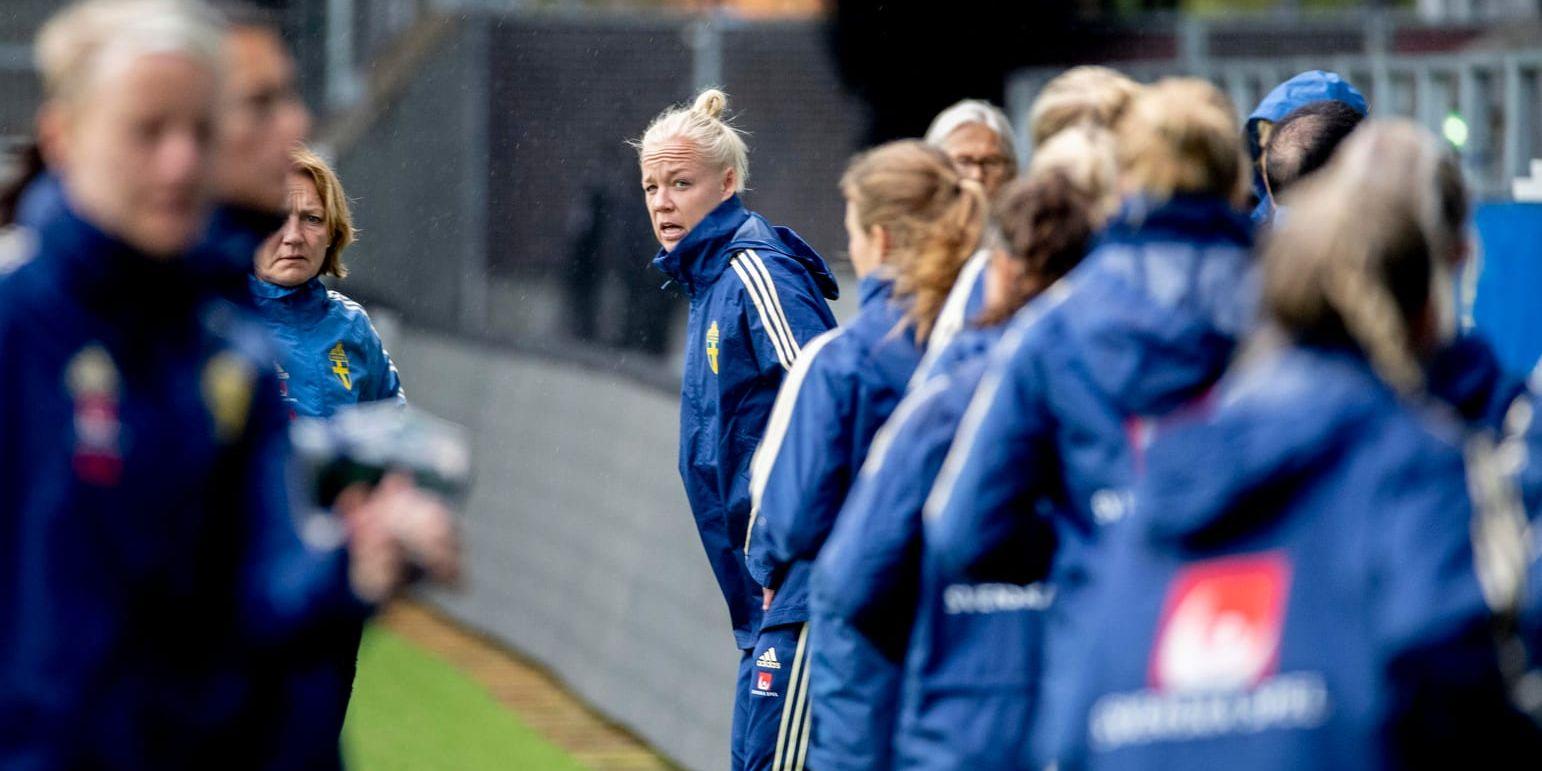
xmin=841 ymin=140 xmax=987 ymax=344
xmin=1263 ymin=120 xmax=1467 ymax=396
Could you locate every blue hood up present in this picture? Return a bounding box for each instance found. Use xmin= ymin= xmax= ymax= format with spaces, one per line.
xmin=1247 ymin=71 xmax=1369 ymax=222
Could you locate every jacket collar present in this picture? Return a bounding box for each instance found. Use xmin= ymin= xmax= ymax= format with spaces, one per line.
xmin=651 ymin=195 xmax=751 ymax=294
xmin=191 ymin=204 xmax=287 ymax=306
xmin=249 ymin=274 xmax=330 ymax=327
xmin=30 ymin=183 xmax=203 ymax=326
xmin=1104 ymin=193 xmax=1253 ymax=248
xmin=857 ymin=272 xmax=894 ymax=306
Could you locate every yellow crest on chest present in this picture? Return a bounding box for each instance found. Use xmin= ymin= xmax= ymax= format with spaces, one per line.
xmin=705 ymin=321 xmax=720 ymax=375
xmin=202 ymin=352 xmax=255 ymax=444
xmin=328 ymin=342 xmax=353 ymax=391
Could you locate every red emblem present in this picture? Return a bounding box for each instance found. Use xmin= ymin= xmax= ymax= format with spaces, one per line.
xmin=1150 ymin=551 xmax=1292 ymax=693
xmin=756 ymin=671 xmax=774 ymax=692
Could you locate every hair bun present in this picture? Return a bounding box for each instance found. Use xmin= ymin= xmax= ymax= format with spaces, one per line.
xmin=692 ymin=88 xmax=729 ymax=120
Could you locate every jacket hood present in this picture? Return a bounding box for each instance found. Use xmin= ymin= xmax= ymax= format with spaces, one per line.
xmin=1247 ymin=71 xmax=1369 ymax=221
xmin=1071 ymin=194 xmax=1256 ymax=417
xmin=652 ymin=195 xmax=839 ymax=300
xmin=1139 ymin=346 xmax=1385 ymax=550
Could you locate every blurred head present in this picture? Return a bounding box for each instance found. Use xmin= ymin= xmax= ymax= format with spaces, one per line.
xmin=255 ymin=146 xmax=356 ymax=287
xmin=1026 ymin=124 xmax=1120 ymax=225
xmin=1116 ymin=78 xmax=1246 ymax=205
xmin=840 ymin=140 xmax=987 ymax=343
xmin=636 ymin=88 xmax=748 ymax=252
xmin=211 ymin=2 xmax=311 ymax=214
xmin=1029 ymin=65 xmax=1142 ymax=146
xmin=976 ymin=170 xmax=1100 ymax=328
xmin=1262 ymin=100 xmax=1365 ymax=205
xmin=36 ymin=0 xmax=225 ymax=259
xmin=1262 ymin=120 xmax=1468 ymax=394
xmin=924 ymin=99 xmax=1018 ymax=198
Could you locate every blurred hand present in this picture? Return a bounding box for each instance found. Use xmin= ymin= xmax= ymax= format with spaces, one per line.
xmin=763 ymin=588 xmax=775 ymax=611
xmin=334 ymin=482 xmax=403 ymax=604
xmin=370 ymin=472 xmax=461 ymax=585
xmin=335 ymin=472 xmax=461 ymax=603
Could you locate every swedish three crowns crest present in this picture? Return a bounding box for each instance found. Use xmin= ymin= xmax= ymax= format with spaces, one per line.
xmin=328 ymin=342 xmax=353 ymax=391
xmin=705 ymin=321 xmax=720 ymax=375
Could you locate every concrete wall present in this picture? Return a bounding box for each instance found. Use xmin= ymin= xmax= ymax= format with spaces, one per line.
xmin=389 ymin=324 xmax=738 ymax=771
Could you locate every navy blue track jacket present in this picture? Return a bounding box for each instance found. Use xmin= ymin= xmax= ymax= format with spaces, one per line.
xmin=927 ymin=194 xmax=1255 ymax=765
xmin=654 ymin=195 xmax=838 ymax=649
xmin=1064 ymin=345 xmax=1542 ymax=770
xmin=0 ymin=188 xmax=371 ymax=768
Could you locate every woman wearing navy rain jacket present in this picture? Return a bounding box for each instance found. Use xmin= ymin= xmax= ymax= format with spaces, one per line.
xmin=251 ymin=146 xmax=404 ymax=418
xmin=0 ymin=1 xmax=456 ymax=766
xmin=927 ymin=78 xmax=1258 ymax=768
xmin=1065 ymin=120 xmax=1542 ymax=770
xmin=637 ymin=89 xmax=840 ymax=771
xmin=814 ymin=125 xmax=1116 ymax=770
xmin=747 ymin=141 xmax=987 ymax=771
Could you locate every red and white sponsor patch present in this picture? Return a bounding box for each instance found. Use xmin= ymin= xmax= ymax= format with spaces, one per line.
xmin=1149 ymin=551 xmax=1292 ymax=694
xmin=756 ymin=671 xmax=774 ymax=692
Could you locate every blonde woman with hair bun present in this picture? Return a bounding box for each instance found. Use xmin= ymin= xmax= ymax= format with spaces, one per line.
xmin=745 ymin=139 xmax=985 ymax=770
xmin=636 ymin=87 xmax=839 ymax=770
xmin=927 ymin=76 xmax=1257 ymax=769
xmin=1062 ymin=119 xmax=1540 ymax=769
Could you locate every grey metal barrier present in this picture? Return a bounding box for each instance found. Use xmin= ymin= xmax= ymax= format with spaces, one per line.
xmin=1007 ymin=37 xmax=1542 ymax=200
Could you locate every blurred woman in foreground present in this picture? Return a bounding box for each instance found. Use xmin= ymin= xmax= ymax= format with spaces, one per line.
xmin=0 ymin=1 xmax=453 ymax=764
xmin=1067 ymin=120 xmax=1542 ymax=769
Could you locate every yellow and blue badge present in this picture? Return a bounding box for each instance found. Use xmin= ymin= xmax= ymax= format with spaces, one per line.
xmin=706 ymin=320 xmax=720 ymax=375
xmin=202 ymin=351 xmax=256 ymax=444
xmin=328 ymin=342 xmax=353 ymax=391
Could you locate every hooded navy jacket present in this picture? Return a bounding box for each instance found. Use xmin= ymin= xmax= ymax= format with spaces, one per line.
xmin=0 ymin=189 xmax=371 ymax=768
xmin=1063 ymin=345 xmax=1541 ymax=770
xmin=1246 ymin=71 xmax=1368 ymax=224
xmin=927 ymin=194 xmax=1254 ymax=763
xmin=654 ymin=195 xmax=838 ymax=649
xmin=249 ymin=276 xmax=405 ymax=419
xmin=746 ymin=274 xmax=923 ymax=771
xmin=815 ymin=322 xmax=1054 ymax=770
xmin=746 ymin=275 xmax=921 ymax=625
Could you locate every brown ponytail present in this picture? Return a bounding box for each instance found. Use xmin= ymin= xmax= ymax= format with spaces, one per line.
xmin=840 ymin=140 xmax=987 ymax=343
xmin=976 ymin=171 xmax=1096 ymax=326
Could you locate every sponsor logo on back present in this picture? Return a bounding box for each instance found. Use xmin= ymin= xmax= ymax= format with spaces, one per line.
xmin=1089 ymin=551 xmax=1330 ymax=751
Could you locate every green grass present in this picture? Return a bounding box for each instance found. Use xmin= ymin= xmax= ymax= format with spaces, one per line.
xmin=342 ymin=625 xmax=586 ymax=771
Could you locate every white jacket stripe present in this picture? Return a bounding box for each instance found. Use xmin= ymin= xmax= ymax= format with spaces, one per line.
xmin=746 ymin=328 xmax=843 ymax=554
xmin=742 ymin=250 xmax=804 ymax=359
xmin=731 ymin=256 xmax=795 ymax=370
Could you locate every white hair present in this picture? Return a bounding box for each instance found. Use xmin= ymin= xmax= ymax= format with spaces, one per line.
xmin=37 ymin=0 xmax=225 ymax=104
xmin=636 ymin=88 xmax=749 ymax=193
xmin=924 ymin=99 xmax=1018 ymax=162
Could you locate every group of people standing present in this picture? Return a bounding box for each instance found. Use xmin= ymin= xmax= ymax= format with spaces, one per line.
xmin=0 ymin=1 xmax=457 ymax=767
xmin=643 ymin=65 xmax=1542 ymax=769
